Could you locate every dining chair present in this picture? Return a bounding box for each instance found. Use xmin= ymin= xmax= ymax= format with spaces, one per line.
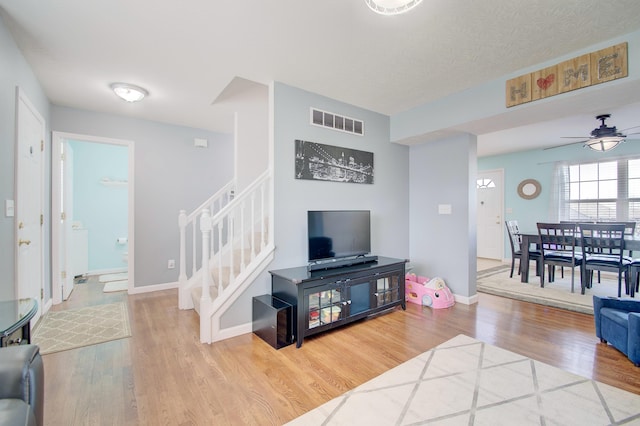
xmin=593 ymin=222 xmax=636 ymax=283
xmin=505 ymin=220 xmax=541 ymax=278
xmin=579 ymin=223 xmax=631 ymax=297
xmin=537 ymin=222 xmax=582 ymax=292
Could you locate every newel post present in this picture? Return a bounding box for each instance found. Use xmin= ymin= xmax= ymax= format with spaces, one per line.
xmin=178 ymin=210 xmax=188 ymax=309
xmin=178 ymin=210 xmax=188 ymax=285
xmin=200 ymin=209 xmax=212 ymax=304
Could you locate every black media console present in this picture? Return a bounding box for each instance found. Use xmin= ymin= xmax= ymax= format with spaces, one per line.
xmin=269 ymin=256 xmax=407 ymax=348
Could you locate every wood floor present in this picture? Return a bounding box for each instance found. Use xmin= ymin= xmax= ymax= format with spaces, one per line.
xmin=41 ymin=274 xmax=640 ymax=425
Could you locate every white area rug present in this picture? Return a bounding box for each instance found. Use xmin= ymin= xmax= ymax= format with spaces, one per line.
xmin=99 ymin=272 xmax=128 ymax=282
xmin=103 ymin=280 xmax=128 ymax=293
xmin=287 ymin=335 xmax=640 ymax=425
xmin=476 ymin=265 xmax=633 ymax=315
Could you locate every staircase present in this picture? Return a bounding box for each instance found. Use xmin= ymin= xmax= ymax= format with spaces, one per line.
xmin=178 ymin=170 xmax=274 ymax=343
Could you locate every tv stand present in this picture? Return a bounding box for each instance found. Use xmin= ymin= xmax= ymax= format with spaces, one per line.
xmin=307 ymin=255 xmax=378 ymax=271
xmin=270 ymin=256 xmax=407 ymax=348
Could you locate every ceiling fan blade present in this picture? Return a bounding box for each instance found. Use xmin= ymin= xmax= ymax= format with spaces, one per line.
xmin=560 ymin=136 xmax=589 ymax=139
xmin=621 ymin=125 xmax=640 ymax=133
xmin=543 ymin=140 xmax=587 ymax=150
xmin=626 ymin=131 xmax=640 ymax=136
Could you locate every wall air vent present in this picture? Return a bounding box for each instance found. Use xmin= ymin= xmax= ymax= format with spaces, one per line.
xmin=310 ymin=108 xmax=364 ymax=136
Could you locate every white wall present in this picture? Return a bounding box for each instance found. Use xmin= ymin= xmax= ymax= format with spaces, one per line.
xmin=409 ymin=134 xmax=477 ymax=299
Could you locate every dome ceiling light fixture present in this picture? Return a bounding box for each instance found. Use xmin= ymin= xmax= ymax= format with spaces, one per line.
xmin=110 ymin=82 xmax=149 ymax=103
xmin=364 ymin=0 xmax=423 ymax=15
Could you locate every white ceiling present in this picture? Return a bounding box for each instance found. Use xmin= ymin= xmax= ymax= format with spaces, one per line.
xmin=2 ymin=0 xmax=640 ymax=156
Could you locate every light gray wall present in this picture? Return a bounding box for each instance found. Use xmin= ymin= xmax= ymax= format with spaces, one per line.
xmin=51 ymin=106 xmax=234 ymax=287
xmin=220 ymin=82 xmax=411 ymax=329
xmin=409 ymin=134 xmax=477 ymax=298
xmin=0 ymin=15 xmax=51 ymax=300
xmin=272 ymin=83 xmax=410 ymax=269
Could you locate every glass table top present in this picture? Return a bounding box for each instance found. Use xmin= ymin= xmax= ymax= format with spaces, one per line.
xmin=0 ymin=298 xmax=37 ymax=336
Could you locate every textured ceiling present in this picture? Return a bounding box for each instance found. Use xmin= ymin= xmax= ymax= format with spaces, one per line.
xmin=2 ymin=0 xmax=640 ymax=156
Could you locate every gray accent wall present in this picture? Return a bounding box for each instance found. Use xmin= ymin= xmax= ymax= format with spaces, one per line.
xmin=272 ymin=82 xmax=410 ymax=270
xmin=409 ymin=134 xmax=477 ymax=298
xmin=51 ymin=106 xmax=233 ymax=287
xmin=0 ymin=15 xmax=51 ymax=300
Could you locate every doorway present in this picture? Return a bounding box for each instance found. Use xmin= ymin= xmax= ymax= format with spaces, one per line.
xmin=477 ymin=169 xmax=504 ymax=260
xmin=51 ymin=132 xmax=134 ymax=305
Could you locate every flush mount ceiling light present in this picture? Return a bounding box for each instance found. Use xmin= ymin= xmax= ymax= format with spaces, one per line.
xmin=364 ymin=0 xmax=423 ymax=15
xmin=110 ymin=83 xmax=148 ymax=103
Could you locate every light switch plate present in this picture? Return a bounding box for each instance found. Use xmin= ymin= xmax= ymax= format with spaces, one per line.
xmin=438 ymin=204 xmax=452 ymax=215
xmin=5 ymin=199 xmax=14 ymax=217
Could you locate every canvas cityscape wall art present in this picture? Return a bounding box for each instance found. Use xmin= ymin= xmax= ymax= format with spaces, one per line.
xmin=294 ymin=139 xmax=374 ymax=184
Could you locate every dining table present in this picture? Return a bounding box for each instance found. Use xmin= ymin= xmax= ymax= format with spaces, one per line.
xmin=518 ymin=232 xmax=640 ymax=283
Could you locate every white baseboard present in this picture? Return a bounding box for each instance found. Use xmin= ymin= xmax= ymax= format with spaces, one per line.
xmin=454 ymin=293 xmax=479 ymax=305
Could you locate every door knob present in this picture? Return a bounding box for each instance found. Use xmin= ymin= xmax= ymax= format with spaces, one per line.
xmin=19 ymin=239 xmax=31 ymax=246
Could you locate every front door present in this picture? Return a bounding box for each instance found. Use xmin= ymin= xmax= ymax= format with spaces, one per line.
xmin=477 ymin=169 xmax=504 ymax=260
xmin=15 ymin=88 xmax=44 ymax=325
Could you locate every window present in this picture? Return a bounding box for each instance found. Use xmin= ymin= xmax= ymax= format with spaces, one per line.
xmin=558 ymin=157 xmax=640 ymax=232
xmin=476 ymin=178 xmax=495 ymax=189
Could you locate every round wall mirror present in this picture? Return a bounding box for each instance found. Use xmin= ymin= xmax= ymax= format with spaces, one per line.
xmin=517 ymin=179 xmax=541 ymax=200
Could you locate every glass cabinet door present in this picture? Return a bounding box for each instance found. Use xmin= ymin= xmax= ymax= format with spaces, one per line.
xmin=306 ymin=287 xmax=343 ymax=329
xmin=374 ymin=273 xmax=401 ymax=308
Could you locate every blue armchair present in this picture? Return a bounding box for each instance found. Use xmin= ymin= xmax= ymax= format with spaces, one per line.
xmin=593 ymin=296 xmax=640 ymax=367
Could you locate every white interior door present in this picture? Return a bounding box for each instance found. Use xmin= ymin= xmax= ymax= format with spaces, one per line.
xmin=15 ymin=88 xmax=44 ymax=325
xmin=477 ymin=169 xmax=504 ymax=260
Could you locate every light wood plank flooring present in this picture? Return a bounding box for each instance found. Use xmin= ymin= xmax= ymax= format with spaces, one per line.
xmin=40 ymin=274 xmax=640 ymax=425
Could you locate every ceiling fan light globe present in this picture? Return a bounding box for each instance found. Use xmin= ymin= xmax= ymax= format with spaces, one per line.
xmin=584 ymin=136 xmax=624 ymax=152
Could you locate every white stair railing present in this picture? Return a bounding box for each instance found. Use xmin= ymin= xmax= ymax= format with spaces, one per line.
xmin=178 ymin=181 xmax=234 ymax=309
xmin=178 ymin=170 xmax=274 ymax=343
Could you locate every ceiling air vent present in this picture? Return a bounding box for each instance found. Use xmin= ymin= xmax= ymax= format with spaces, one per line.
xmin=311 ymin=108 xmax=364 ymax=136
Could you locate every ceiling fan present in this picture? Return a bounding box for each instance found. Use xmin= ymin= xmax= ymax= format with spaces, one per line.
xmin=545 ymin=114 xmax=640 ymax=152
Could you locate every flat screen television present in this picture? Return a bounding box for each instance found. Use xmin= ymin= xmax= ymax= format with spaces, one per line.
xmin=307 ymin=210 xmax=371 ymax=262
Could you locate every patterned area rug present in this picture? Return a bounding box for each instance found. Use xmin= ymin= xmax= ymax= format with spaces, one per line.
xmin=32 ymin=302 xmax=131 ymax=355
xmin=287 ymin=335 xmax=640 ymax=425
xmin=476 ymin=264 xmax=631 ymax=315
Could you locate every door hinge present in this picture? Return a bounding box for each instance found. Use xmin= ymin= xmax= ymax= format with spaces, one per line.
xmin=40 ymin=214 xmax=44 ymax=225
xmin=40 ymin=288 xmax=44 ymax=299
xmin=61 ymin=212 xmax=66 ymax=220
xmin=41 ymin=140 xmax=44 ymax=152
xmin=61 ymin=271 xmax=67 ymax=279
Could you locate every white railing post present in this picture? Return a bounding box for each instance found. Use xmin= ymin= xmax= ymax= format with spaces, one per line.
xmin=178 ymin=210 xmax=188 ymax=309
xmin=260 ymin=180 xmax=266 ymax=249
xmin=250 ymin=193 xmax=256 ymax=261
xmin=178 ymin=210 xmax=188 ymax=285
xmin=200 ymin=209 xmax=212 ymax=305
xmin=217 ymin=221 xmax=223 ymax=295
xmin=240 ymin=202 xmax=246 ymax=270
xmin=228 ymin=214 xmax=235 ymax=284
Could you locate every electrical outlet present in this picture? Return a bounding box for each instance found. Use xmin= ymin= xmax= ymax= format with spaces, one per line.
xmin=167 ymin=259 xmax=175 ymax=269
